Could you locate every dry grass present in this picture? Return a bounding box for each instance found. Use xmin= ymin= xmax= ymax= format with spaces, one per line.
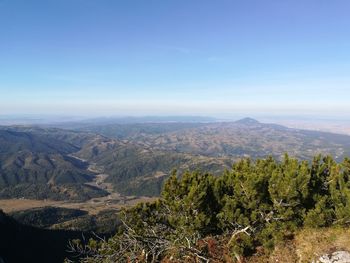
xmin=295 ymin=227 xmax=350 ymax=262
xmin=245 ymin=227 xmax=350 ymax=263
xmin=0 ymin=199 xmax=64 ymax=213
xmin=0 ymin=195 xmax=157 ymax=215
xmin=246 ymin=241 xmax=298 ymax=263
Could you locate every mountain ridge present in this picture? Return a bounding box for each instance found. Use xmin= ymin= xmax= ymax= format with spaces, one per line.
xmin=234 ymin=117 xmax=260 ymax=125
xmin=1 ymin=119 xmax=350 ymax=198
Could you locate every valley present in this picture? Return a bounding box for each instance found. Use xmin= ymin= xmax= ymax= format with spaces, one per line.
xmin=1 ymin=117 xmax=350 ymax=234
xmin=1 ymin=117 xmax=350 ymax=262
xmin=2 ymin=117 xmax=350 ymax=201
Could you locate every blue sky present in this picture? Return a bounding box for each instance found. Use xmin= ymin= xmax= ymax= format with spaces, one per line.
xmin=0 ymin=0 xmax=350 ymax=117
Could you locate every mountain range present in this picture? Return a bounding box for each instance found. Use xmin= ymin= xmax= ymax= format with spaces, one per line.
xmin=1 ymin=118 xmax=350 ymax=198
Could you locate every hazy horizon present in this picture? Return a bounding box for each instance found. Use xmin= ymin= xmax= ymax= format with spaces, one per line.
xmin=1 ymin=113 xmax=350 ymax=121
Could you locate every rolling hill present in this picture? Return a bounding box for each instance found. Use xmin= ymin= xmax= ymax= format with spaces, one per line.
xmin=0 ymin=127 xmax=108 ymax=200
xmin=79 ymin=117 xmax=350 ymax=161
xmin=1 ymin=118 xmax=350 ymax=198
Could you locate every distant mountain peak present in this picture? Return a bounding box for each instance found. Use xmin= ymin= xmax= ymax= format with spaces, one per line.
xmin=235 ymin=117 xmax=260 ymax=125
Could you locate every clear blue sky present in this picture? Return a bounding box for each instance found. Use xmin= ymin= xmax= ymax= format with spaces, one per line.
xmin=0 ymin=0 xmax=349 ymax=117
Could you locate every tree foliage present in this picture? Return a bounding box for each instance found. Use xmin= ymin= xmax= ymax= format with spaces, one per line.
xmin=71 ymin=155 xmax=350 ymax=262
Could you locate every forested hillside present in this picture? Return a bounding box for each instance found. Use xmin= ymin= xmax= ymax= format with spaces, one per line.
xmin=71 ymin=155 xmax=350 ymax=262
xmin=0 ymin=127 xmax=109 ymax=200
xmin=2 ymin=119 xmax=350 ymax=199
xmin=9 ymin=207 xmax=120 ymax=236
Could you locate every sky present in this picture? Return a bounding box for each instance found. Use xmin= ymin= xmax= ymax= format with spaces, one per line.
xmin=0 ymin=0 xmax=350 ymax=118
